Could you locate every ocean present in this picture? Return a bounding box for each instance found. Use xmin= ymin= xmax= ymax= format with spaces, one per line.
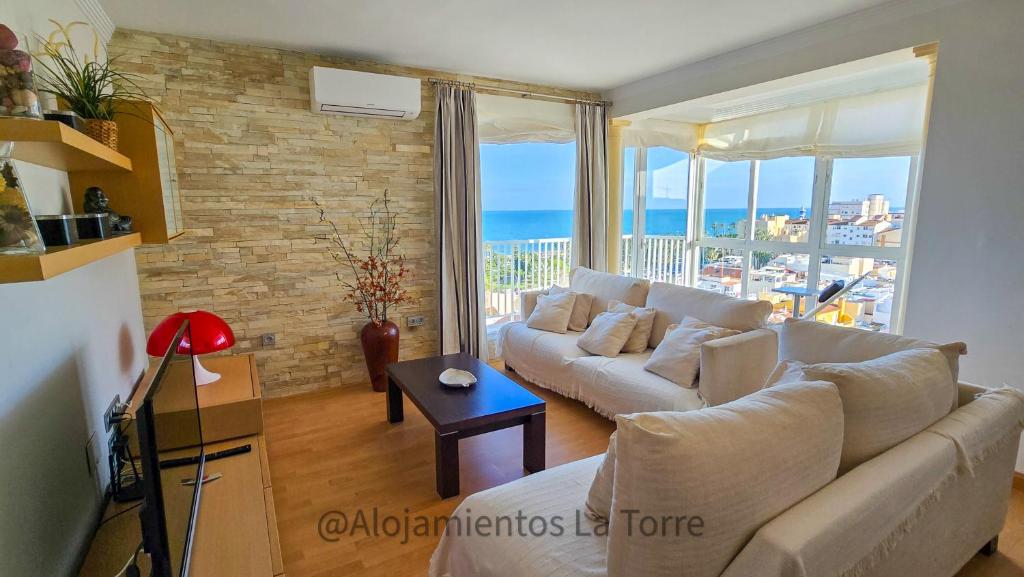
xmin=482 ymin=208 xmax=808 ymax=241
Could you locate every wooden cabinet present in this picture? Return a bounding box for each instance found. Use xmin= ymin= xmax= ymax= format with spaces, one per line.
xmin=70 ymin=101 xmax=184 ymax=244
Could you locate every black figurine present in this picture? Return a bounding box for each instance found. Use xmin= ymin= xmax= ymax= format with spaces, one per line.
xmin=83 ymin=186 xmax=133 ymax=233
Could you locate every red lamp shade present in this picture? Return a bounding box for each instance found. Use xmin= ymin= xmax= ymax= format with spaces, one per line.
xmin=147 ymin=310 xmax=236 ymax=357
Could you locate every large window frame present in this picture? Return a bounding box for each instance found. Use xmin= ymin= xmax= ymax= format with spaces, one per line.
xmin=620 ymin=149 xmax=922 ymax=333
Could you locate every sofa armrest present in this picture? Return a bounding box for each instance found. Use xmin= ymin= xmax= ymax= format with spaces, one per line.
xmin=699 ymin=328 xmax=778 ymax=406
xmin=519 ymin=289 xmax=546 ymax=321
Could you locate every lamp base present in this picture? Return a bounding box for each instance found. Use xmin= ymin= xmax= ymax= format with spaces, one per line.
xmin=193 ymin=355 xmax=221 ymax=386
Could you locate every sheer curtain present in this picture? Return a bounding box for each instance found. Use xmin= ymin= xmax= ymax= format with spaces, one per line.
xmin=434 ymin=82 xmax=487 ymax=358
xmin=572 ymin=102 xmax=609 ymax=270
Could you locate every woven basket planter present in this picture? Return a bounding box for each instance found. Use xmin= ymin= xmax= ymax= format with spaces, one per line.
xmin=84 ymin=119 xmax=119 ymax=151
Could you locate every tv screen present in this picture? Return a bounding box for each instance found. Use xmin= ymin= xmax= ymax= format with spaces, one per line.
xmin=137 ymin=320 xmax=205 ymax=577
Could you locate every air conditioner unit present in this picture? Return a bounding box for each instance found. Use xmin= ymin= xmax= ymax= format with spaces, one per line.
xmin=309 ymin=66 xmax=421 ymax=120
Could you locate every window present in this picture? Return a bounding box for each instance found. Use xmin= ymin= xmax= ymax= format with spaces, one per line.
xmin=620 ymin=147 xmax=690 ymax=284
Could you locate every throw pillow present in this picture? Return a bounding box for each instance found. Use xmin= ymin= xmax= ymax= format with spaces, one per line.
xmin=607 ymin=300 xmax=656 ymax=353
xmin=585 ymin=431 xmax=616 ymax=523
xmin=525 ymin=291 xmax=576 ymax=334
xmin=577 ymin=311 xmax=639 ymax=358
xmin=549 ymin=285 xmax=594 ymax=332
xmin=643 ymin=317 xmax=740 ymax=388
xmin=607 ymin=381 xmax=844 ymax=577
xmin=801 ymin=348 xmax=955 ymax=474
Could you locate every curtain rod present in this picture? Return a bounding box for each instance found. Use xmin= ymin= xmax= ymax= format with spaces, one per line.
xmin=428 ymin=78 xmax=610 ymax=106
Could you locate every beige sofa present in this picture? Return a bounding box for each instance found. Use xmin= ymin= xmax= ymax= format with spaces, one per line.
xmin=433 ymin=321 xmax=1024 ymax=577
xmin=499 ymin=267 xmax=778 ymax=417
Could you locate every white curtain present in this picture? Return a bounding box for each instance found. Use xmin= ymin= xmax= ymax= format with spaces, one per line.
xmin=477 ymin=93 xmax=575 ymax=144
xmin=620 ymin=118 xmax=699 ymax=151
xmin=435 ymin=83 xmax=488 ymax=359
xmin=571 ymin=102 xmax=609 ymax=271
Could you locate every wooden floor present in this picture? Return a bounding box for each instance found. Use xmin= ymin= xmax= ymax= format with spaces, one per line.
xmin=263 ymin=365 xmax=1024 ymax=577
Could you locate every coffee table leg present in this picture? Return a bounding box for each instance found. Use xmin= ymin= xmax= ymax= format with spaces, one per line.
xmin=435 ymin=431 xmax=460 ymax=499
xmin=387 ymin=376 xmax=404 ymax=423
xmin=523 ymin=411 xmax=546 ymax=473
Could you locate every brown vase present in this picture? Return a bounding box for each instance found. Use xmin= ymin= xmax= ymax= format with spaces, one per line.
xmin=360 ymin=320 xmax=399 ymax=392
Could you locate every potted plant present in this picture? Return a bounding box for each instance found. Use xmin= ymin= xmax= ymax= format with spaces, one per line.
xmin=32 ymin=21 xmax=151 ymax=150
xmin=315 ymin=191 xmax=411 ymax=392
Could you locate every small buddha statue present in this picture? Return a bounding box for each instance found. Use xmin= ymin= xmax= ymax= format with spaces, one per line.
xmin=83 ymin=186 xmax=133 ymax=233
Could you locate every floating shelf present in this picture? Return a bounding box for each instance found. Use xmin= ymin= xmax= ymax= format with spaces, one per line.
xmin=0 ymin=233 xmax=142 ymax=284
xmin=0 ymin=118 xmax=133 ymax=172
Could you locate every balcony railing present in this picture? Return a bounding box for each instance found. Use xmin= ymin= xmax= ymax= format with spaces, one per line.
xmin=483 ymin=235 xmax=688 ymax=323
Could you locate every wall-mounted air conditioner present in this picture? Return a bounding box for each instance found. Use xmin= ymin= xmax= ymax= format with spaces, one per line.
xmin=309 ymin=66 xmax=421 ymax=120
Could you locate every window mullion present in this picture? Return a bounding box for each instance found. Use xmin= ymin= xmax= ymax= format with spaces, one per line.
xmin=806 ymin=156 xmax=832 ymax=294
xmin=631 ymin=147 xmax=648 ymax=277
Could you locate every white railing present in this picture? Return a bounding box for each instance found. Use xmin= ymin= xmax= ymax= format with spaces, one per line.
xmin=484 ymin=235 xmax=689 ymax=323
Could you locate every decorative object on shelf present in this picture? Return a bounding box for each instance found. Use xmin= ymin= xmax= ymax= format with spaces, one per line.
xmin=0 ymin=24 xmax=42 ymax=119
xmin=43 ymin=110 xmax=84 ymax=130
xmin=75 ymin=212 xmax=112 ymax=239
xmin=315 ymin=190 xmax=411 ymax=392
xmin=0 ymin=142 xmax=44 ymax=254
xmin=35 ymin=214 xmax=78 ymax=246
xmin=439 ymin=368 xmax=477 ymax=388
xmin=83 ymin=186 xmax=131 ymax=233
xmin=31 ymin=21 xmax=153 ymax=151
xmin=146 ymin=310 xmax=236 ymax=386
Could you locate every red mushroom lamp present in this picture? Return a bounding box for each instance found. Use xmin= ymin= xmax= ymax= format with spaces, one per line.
xmin=146 ymin=310 xmax=236 ymax=385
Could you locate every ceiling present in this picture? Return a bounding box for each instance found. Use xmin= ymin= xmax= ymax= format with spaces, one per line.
xmin=98 ymin=0 xmax=894 ymax=92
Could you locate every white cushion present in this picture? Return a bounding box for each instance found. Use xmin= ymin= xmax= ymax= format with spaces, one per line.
xmin=526 ymin=292 xmax=576 ymax=334
xmin=607 ymin=381 xmax=844 ymax=577
xmin=585 ymin=432 xmax=616 ymax=522
xmin=549 ymin=285 xmax=594 ymax=332
xmin=763 ymin=359 xmax=808 ymax=388
xmin=801 ymin=348 xmax=956 ymax=474
xmin=570 ymin=267 xmax=650 ymax=325
xmin=643 ymin=317 xmax=740 ymax=388
xmin=499 ymin=323 xmax=589 ymax=399
xmin=572 ymin=352 xmax=706 ymax=418
xmin=578 ymin=311 xmax=638 ymax=358
xmin=607 ymin=300 xmax=656 ymax=353
xmin=645 ymin=282 xmax=771 ymax=347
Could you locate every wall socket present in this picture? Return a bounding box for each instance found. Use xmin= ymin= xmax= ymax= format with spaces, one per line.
xmin=406 ymin=315 xmax=425 ymax=328
xmin=261 ymin=333 xmax=277 ymax=347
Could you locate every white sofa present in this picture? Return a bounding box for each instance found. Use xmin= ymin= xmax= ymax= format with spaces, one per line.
xmin=433 ymin=321 xmax=1024 ymax=577
xmin=499 ymin=267 xmax=778 ymax=417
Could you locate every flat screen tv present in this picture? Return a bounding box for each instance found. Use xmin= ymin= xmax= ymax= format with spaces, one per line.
xmin=136 ymin=320 xmax=205 ymax=577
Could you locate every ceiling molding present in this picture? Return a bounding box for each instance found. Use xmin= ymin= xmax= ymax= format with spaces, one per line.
xmin=74 ymin=0 xmax=116 ymax=44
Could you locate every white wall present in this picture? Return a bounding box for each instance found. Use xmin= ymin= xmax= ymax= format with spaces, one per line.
xmin=1 ymin=2 xmax=145 ymax=576
xmin=608 ymin=0 xmax=1024 ymax=464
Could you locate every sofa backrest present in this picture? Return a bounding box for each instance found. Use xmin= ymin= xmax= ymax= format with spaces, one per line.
xmin=569 ymin=267 xmax=650 ymax=325
xmin=645 ymin=282 xmax=772 ymax=348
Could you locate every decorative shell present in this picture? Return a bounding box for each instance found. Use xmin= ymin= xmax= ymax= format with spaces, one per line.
xmin=439 ymin=368 xmax=478 ymax=388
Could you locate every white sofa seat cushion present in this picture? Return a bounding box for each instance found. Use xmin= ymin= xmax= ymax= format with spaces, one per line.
xmin=644 ymin=317 xmax=740 ymax=388
xmin=578 ymin=311 xmax=639 ymax=358
xmin=549 ymin=285 xmax=594 ymax=332
xmin=570 ymin=267 xmax=650 ymax=325
xmin=430 ymin=455 xmax=608 ymax=577
xmin=499 ymin=322 xmax=589 ymax=399
xmin=801 ymin=348 xmax=955 ymax=474
xmin=572 ymin=352 xmax=706 ymax=419
xmin=526 ymin=292 xmax=577 ymax=334
xmin=608 ymin=381 xmax=844 ymax=577
xmin=645 ymin=282 xmax=771 ymax=347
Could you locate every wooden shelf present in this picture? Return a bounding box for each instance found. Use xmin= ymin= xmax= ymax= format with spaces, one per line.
xmin=0 ymin=233 xmax=141 ymax=284
xmin=0 ymin=117 xmax=133 ymax=172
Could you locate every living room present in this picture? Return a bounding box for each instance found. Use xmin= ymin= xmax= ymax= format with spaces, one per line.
xmin=1 ymin=0 xmax=1022 ymax=576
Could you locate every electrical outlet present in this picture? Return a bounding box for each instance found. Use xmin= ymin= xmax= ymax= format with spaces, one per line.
xmin=104 ymin=394 xmax=122 ymax=432
xmin=85 ymin=432 xmax=103 ymax=493
xmin=261 ymin=333 xmax=276 ymax=347
xmin=407 ymin=315 xmax=425 ymax=328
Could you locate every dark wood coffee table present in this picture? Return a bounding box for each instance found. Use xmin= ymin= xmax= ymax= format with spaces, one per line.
xmin=386 ymin=353 xmax=546 ymax=498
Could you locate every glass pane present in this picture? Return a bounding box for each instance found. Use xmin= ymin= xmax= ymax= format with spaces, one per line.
xmin=826 ymin=157 xmax=911 ymax=247
xmin=747 ymin=252 xmax=811 ymax=323
xmin=620 ymin=147 xmax=637 ymax=275
xmin=643 ymin=147 xmax=688 ymax=283
xmin=748 ymin=157 xmax=814 ymax=243
xmin=816 ymin=255 xmax=898 ymax=333
xmin=697 ymin=246 xmax=744 ymax=298
xmin=703 ymin=159 xmax=750 ymax=239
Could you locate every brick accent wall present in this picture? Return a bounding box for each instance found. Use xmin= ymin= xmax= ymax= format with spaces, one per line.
xmin=108 ymin=30 xmax=595 ymax=397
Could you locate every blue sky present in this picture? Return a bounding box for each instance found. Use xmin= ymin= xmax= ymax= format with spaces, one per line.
xmin=480 ymin=144 xmax=911 ymax=211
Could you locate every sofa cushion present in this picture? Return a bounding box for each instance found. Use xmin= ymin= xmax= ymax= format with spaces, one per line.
xmin=578 ymin=311 xmax=638 ymax=358
xmin=549 ymin=285 xmax=594 ymax=332
xmin=570 ymin=267 xmax=650 ymax=325
xmin=607 ymin=381 xmax=844 ymax=577
xmin=801 ymin=348 xmax=956 ymax=474
xmin=763 ymin=359 xmax=808 ymax=388
xmin=499 ymin=323 xmax=589 ymax=399
xmin=525 ymin=292 xmax=576 ymax=334
xmin=644 ymin=317 xmax=740 ymax=388
xmin=608 ymin=300 xmax=656 ymax=353
xmin=572 ymin=351 xmax=705 ymax=418
xmin=646 ymin=282 xmax=771 ymax=347
xmin=585 ymin=431 xmax=616 ymax=523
